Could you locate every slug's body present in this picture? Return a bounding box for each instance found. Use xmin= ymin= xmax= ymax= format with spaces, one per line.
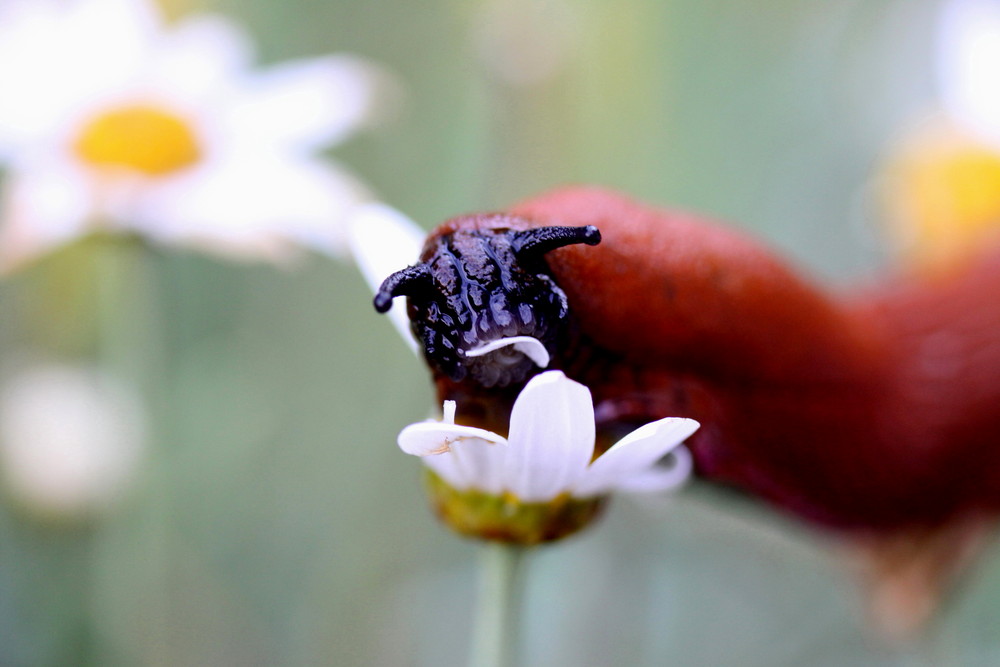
xmin=379 ymin=187 xmax=1000 ymax=533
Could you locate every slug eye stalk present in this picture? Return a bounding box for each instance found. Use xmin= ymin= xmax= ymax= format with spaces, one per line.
xmin=374 ymin=263 xmax=434 ymax=313
xmin=510 ymin=225 xmax=601 ymax=261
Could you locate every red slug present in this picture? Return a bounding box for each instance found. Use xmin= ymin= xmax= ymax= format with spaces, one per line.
xmin=376 ymin=186 xmax=1000 ymax=535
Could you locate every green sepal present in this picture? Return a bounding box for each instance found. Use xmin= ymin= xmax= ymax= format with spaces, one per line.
xmin=424 ymin=469 xmax=607 ymax=545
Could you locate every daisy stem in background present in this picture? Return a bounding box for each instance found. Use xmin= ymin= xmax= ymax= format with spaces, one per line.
xmin=471 ymin=543 xmax=526 ymax=667
xmin=91 ymin=235 xmax=172 ymax=653
xmin=93 ymin=236 xmax=157 ymax=380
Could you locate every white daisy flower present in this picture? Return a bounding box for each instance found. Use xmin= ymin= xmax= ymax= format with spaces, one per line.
xmin=0 ymin=363 xmax=146 ymax=519
xmin=938 ymin=0 xmax=1000 ymax=149
xmin=398 ymin=370 xmax=697 ymax=542
xmin=401 ymin=370 xmax=697 ymax=501
xmin=878 ymin=0 xmax=1000 ymax=271
xmin=0 ymin=0 xmax=383 ymax=269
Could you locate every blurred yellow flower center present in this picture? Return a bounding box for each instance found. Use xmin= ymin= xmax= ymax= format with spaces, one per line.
xmin=884 ymin=124 xmax=1000 ymax=271
xmin=74 ymin=105 xmax=201 ymax=176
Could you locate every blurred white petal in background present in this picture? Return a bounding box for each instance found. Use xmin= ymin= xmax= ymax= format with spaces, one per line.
xmin=0 ymin=364 xmax=146 ymax=519
xmin=348 ymin=203 xmax=427 ymax=353
xmin=938 ymin=0 xmax=1000 ymax=148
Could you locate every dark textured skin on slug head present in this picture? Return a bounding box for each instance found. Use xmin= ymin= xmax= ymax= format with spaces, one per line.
xmin=374 ymin=214 xmax=600 ymax=388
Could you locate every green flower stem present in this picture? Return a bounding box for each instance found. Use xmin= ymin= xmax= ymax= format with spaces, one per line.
xmin=471 ymin=541 xmax=526 ymax=667
xmin=93 ymin=234 xmax=162 ymax=382
xmin=91 ymin=234 xmax=172 ymax=659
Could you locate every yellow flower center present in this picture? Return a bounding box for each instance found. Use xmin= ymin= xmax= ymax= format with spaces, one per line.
xmin=73 ymin=105 xmax=201 ymax=176
xmin=883 ymin=123 xmax=1000 ymax=272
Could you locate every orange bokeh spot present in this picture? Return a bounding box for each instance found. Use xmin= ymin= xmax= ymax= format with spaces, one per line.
xmin=883 ymin=122 xmax=1000 ymax=272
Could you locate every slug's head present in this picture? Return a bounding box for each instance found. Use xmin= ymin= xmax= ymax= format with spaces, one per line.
xmin=374 ymin=216 xmax=600 ymax=388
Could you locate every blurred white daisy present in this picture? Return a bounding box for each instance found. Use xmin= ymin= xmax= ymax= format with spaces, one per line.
xmin=400 ymin=370 xmax=697 ymax=501
xmin=0 ymin=363 xmax=146 ymax=519
xmin=879 ymin=0 xmax=1000 ymax=271
xmin=0 ymin=0 xmax=383 ymax=269
xmin=938 ymin=0 xmax=1000 ymax=149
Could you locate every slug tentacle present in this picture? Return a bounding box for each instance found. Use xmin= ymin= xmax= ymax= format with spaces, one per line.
xmin=511 ymin=225 xmax=601 ymax=262
xmin=374 ymin=264 xmax=433 ymax=313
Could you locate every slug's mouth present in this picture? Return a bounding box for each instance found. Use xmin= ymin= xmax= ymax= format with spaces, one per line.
xmin=460 ymin=336 xmax=551 ymax=388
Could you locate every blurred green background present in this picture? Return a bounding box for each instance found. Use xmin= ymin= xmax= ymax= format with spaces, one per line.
xmin=5 ymin=0 xmax=1000 ymax=665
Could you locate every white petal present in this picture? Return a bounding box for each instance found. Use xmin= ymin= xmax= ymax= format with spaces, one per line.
xmin=441 ymin=436 xmax=511 ymax=495
xmin=61 ymin=0 xmax=160 ymax=92
xmin=347 ymin=203 xmax=427 ymax=353
xmin=0 ymin=3 xmax=57 ymax=149
xmin=149 ymin=14 xmax=254 ymax=106
xmin=268 ymin=161 xmax=372 ymax=256
xmin=225 ymin=55 xmax=382 ymax=151
xmin=348 ymin=203 xmax=426 ymax=287
xmin=0 ymin=2 xmax=100 ymax=149
xmin=503 ymin=370 xmax=595 ymax=501
xmin=397 ymin=422 xmax=505 ymax=456
xmin=0 ymin=156 xmax=91 ymax=272
xmin=938 ymin=0 xmax=1000 ymax=146
xmin=70 ymin=0 xmax=161 ymax=47
xmin=573 ymin=418 xmax=700 ymax=497
xmin=406 ymin=420 xmax=510 ymax=493
xmin=135 ymin=156 xmax=368 ymax=260
xmin=610 ymin=445 xmax=693 ymax=494
xmin=421 ymin=450 xmax=470 ymax=490
xmin=464 ymin=336 xmax=550 ymax=368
